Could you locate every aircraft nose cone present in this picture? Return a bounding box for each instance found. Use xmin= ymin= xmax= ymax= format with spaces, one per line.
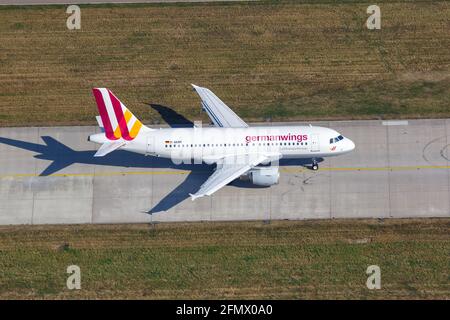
xmin=348 ymin=139 xmax=355 ymax=151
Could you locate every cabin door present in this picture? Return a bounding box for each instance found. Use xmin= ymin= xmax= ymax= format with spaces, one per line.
xmin=310 ymin=134 xmax=320 ymax=153
xmin=146 ymin=136 xmax=155 ymax=154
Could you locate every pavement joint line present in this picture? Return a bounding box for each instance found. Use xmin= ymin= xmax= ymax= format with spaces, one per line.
xmin=1 ymin=165 xmax=450 ymax=179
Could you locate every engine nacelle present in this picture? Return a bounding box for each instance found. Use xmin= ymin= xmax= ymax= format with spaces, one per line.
xmin=248 ymin=166 xmax=280 ymax=186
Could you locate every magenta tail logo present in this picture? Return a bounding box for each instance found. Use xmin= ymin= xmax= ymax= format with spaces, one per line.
xmin=92 ymin=88 xmax=143 ymax=141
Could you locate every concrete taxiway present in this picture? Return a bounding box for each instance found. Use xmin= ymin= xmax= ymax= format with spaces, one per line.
xmin=0 ymin=119 xmax=449 ymax=225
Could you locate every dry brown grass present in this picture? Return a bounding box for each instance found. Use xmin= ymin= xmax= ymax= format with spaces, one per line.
xmin=0 ymin=1 xmax=449 ymax=127
xmin=0 ymin=218 xmax=449 ymax=299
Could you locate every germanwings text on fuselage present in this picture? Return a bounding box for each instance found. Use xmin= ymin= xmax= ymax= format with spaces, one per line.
xmin=245 ymin=134 xmax=308 ymax=143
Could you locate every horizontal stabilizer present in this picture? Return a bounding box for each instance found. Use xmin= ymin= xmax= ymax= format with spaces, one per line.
xmin=94 ymin=141 xmax=126 ymax=157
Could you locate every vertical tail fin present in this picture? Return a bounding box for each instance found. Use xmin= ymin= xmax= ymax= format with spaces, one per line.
xmin=92 ymin=88 xmax=148 ymax=141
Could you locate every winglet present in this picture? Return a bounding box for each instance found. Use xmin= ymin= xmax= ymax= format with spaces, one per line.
xmin=189 ymin=193 xmax=204 ymax=201
xmin=191 ymin=84 xmax=201 ymax=93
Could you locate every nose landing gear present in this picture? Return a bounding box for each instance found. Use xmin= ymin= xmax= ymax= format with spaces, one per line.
xmin=311 ymin=159 xmax=319 ymax=171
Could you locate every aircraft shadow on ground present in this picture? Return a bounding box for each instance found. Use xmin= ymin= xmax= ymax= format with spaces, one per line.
xmin=0 ymin=135 xmax=211 ymax=214
xmin=0 ymin=104 xmax=322 ymax=214
xmin=146 ymin=103 xmax=194 ymax=128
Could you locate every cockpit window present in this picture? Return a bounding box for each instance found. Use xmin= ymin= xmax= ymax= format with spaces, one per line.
xmin=330 ymin=135 xmax=344 ymax=144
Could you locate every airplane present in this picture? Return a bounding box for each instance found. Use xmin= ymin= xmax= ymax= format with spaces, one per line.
xmin=88 ymin=85 xmax=355 ymax=200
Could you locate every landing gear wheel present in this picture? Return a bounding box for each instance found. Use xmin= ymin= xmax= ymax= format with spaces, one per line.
xmin=311 ymin=159 xmax=319 ymax=171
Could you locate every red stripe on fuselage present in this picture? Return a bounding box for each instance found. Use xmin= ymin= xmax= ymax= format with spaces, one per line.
xmin=108 ymin=90 xmax=133 ymax=141
xmin=93 ymin=88 xmax=117 ymax=140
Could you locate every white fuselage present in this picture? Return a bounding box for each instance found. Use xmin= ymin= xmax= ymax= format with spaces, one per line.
xmin=89 ymin=125 xmax=355 ymax=164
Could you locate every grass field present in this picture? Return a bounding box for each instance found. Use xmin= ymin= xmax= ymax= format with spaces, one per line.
xmin=0 ymin=219 xmax=448 ymax=299
xmin=0 ymin=1 xmax=449 ymax=127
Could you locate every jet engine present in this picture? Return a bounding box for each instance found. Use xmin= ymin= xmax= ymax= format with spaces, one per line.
xmin=247 ymin=166 xmax=280 ymax=186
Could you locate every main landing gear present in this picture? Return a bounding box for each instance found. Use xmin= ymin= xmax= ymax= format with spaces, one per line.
xmin=311 ymin=159 xmax=319 ymax=171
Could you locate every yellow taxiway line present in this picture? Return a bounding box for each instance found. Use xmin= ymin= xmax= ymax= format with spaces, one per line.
xmin=283 ymin=165 xmax=450 ymax=173
xmin=0 ymin=165 xmax=449 ymax=180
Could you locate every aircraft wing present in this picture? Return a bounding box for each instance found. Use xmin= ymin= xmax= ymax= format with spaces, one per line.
xmin=189 ymin=154 xmax=268 ymax=200
xmin=191 ymin=84 xmax=249 ymax=128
